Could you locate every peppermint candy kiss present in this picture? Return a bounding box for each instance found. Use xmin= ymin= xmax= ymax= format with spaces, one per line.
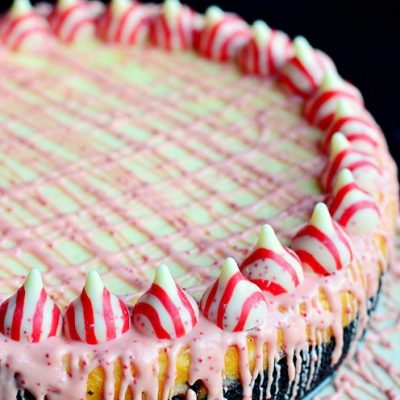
xmin=322 ymin=100 xmax=383 ymax=154
xmin=0 ymin=270 xmax=62 ymax=343
xmin=0 ymin=0 xmax=52 ymax=52
xmin=292 ymin=203 xmax=353 ymax=276
xmin=200 ymin=257 xmax=267 ymax=332
xmin=97 ymin=0 xmax=156 ymax=45
xmin=237 ymin=20 xmax=293 ymax=76
xmin=303 ymin=70 xmax=363 ymax=130
xmin=241 ymin=225 xmax=304 ymax=295
xmin=150 ymin=0 xmax=198 ymax=51
xmin=48 ymin=0 xmax=98 ymax=44
xmin=329 ymin=169 xmax=380 ymax=235
xmin=278 ymin=36 xmax=335 ymax=99
xmin=322 ymin=132 xmax=381 ymax=193
xmin=198 ymin=6 xmax=251 ymax=62
xmin=132 ymin=265 xmax=199 ymax=340
xmin=64 ymin=271 xmax=130 ymax=344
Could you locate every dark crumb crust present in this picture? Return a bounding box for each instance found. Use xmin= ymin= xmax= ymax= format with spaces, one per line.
xmin=16 ymin=282 xmax=381 ymax=400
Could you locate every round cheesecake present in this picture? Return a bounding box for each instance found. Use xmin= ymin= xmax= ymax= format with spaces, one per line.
xmin=0 ymin=0 xmax=398 ymax=399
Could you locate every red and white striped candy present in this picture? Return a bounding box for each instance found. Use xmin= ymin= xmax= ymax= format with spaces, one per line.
xmin=197 ymin=6 xmax=251 ymax=62
xmin=322 ymin=100 xmax=383 ymax=154
xmin=303 ymin=70 xmax=363 ymax=130
xmin=322 ymin=132 xmax=381 ymax=193
xmin=237 ymin=20 xmax=293 ymax=76
xmin=0 ymin=270 xmax=61 ymax=343
xmin=292 ymin=203 xmax=353 ymax=276
xmin=97 ymin=0 xmax=157 ymax=45
xmin=200 ymin=257 xmax=267 ymax=332
xmin=150 ymin=0 xmax=198 ymax=51
xmin=64 ymin=271 xmax=130 ymax=344
xmin=48 ymin=0 xmax=98 ymax=44
xmin=278 ymin=36 xmax=335 ymax=99
xmin=241 ymin=225 xmax=304 ymax=295
xmin=328 ymin=169 xmax=380 ymax=235
xmin=132 ymin=265 xmax=199 ymax=340
xmin=0 ymin=0 xmax=52 ymax=52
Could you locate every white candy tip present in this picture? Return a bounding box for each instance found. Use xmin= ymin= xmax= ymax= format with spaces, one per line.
xmin=310 ymin=202 xmax=334 ymax=233
xmin=336 ymin=98 xmax=354 ymax=117
xmin=221 ymin=257 xmax=239 ymax=276
xmin=57 ymin=0 xmax=77 ymax=10
xmin=330 ymin=132 xmax=350 ymax=157
xmin=334 ymin=168 xmax=354 ymax=192
xmin=321 ymin=69 xmax=342 ymax=90
xmin=23 ymin=269 xmax=43 ymax=291
xmin=84 ymin=270 xmax=104 ymax=296
xmin=206 ymin=5 xmax=223 ymax=23
xmin=293 ymin=36 xmax=312 ymax=58
xmin=257 ymin=224 xmax=282 ymax=251
xmin=111 ymin=0 xmax=131 ymax=15
xmin=10 ymin=0 xmax=32 ymax=16
xmin=153 ymin=264 xmax=175 ymax=287
xmin=163 ymin=0 xmax=182 ymax=22
xmin=252 ymin=20 xmax=270 ymax=44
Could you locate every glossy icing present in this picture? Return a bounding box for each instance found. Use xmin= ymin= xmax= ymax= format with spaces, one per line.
xmin=0 ymin=2 xmax=397 ymax=399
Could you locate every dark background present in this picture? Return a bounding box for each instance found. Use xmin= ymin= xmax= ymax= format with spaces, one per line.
xmin=1 ymin=0 xmax=399 ymax=165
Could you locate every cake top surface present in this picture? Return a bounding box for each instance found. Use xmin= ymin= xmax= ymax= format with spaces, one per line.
xmin=0 ymin=43 xmax=323 ymax=305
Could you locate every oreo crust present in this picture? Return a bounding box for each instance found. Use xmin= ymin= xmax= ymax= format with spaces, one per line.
xmin=16 ymin=284 xmax=381 ymax=400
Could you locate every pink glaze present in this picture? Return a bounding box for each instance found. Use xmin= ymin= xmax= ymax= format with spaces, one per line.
xmin=0 ymin=3 xmax=398 ymax=400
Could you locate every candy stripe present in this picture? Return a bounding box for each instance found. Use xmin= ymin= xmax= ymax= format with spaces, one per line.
xmin=296 ymin=225 xmax=342 ymax=271
xmin=49 ymin=304 xmax=61 ymax=337
xmin=306 ymin=90 xmax=361 ymax=127
xmin=201 ymin=280 xmax=218 ymax=318
xmin=216 ymin=271 xmax=241 ymax=327
xmin=31 ymin=288 xmax=47 ymax=343
xmin=102 ymin=288 xmax=117 ymax=341
xmin=132 ymin=302 xmax=170 ymax=339
xmin=325 ymin=150 xmax=379 ymax=191
xmin=295 ymin=250 xmax=331 ymax=276
xmin=66 ymin=304 xmax=81 ymax=341
xmin=80 ymin=289 xmax=97 ymax=344
xmin=242 ymin=248 xmax=300 ymax=287
xmin=338 ymin=200 xmax=379 ymax=227
xmin=119 ymin=299 xmax=130 ymax=333
xmin=148 ymin=283 xmax=185 ymax=337
xmin=233 ymin=291 xmax=266 ymax=331
xmin=250 ymin=279 xmax=287 ymax=295
xmin=177 ymin=287 xmax=197 ymax=327
xmin=11 ymin=288 xmax=25 ymax=341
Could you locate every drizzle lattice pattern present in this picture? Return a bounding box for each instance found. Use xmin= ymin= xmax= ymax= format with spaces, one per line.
xmin=0 ymin=45 xmax=324 ymax=305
